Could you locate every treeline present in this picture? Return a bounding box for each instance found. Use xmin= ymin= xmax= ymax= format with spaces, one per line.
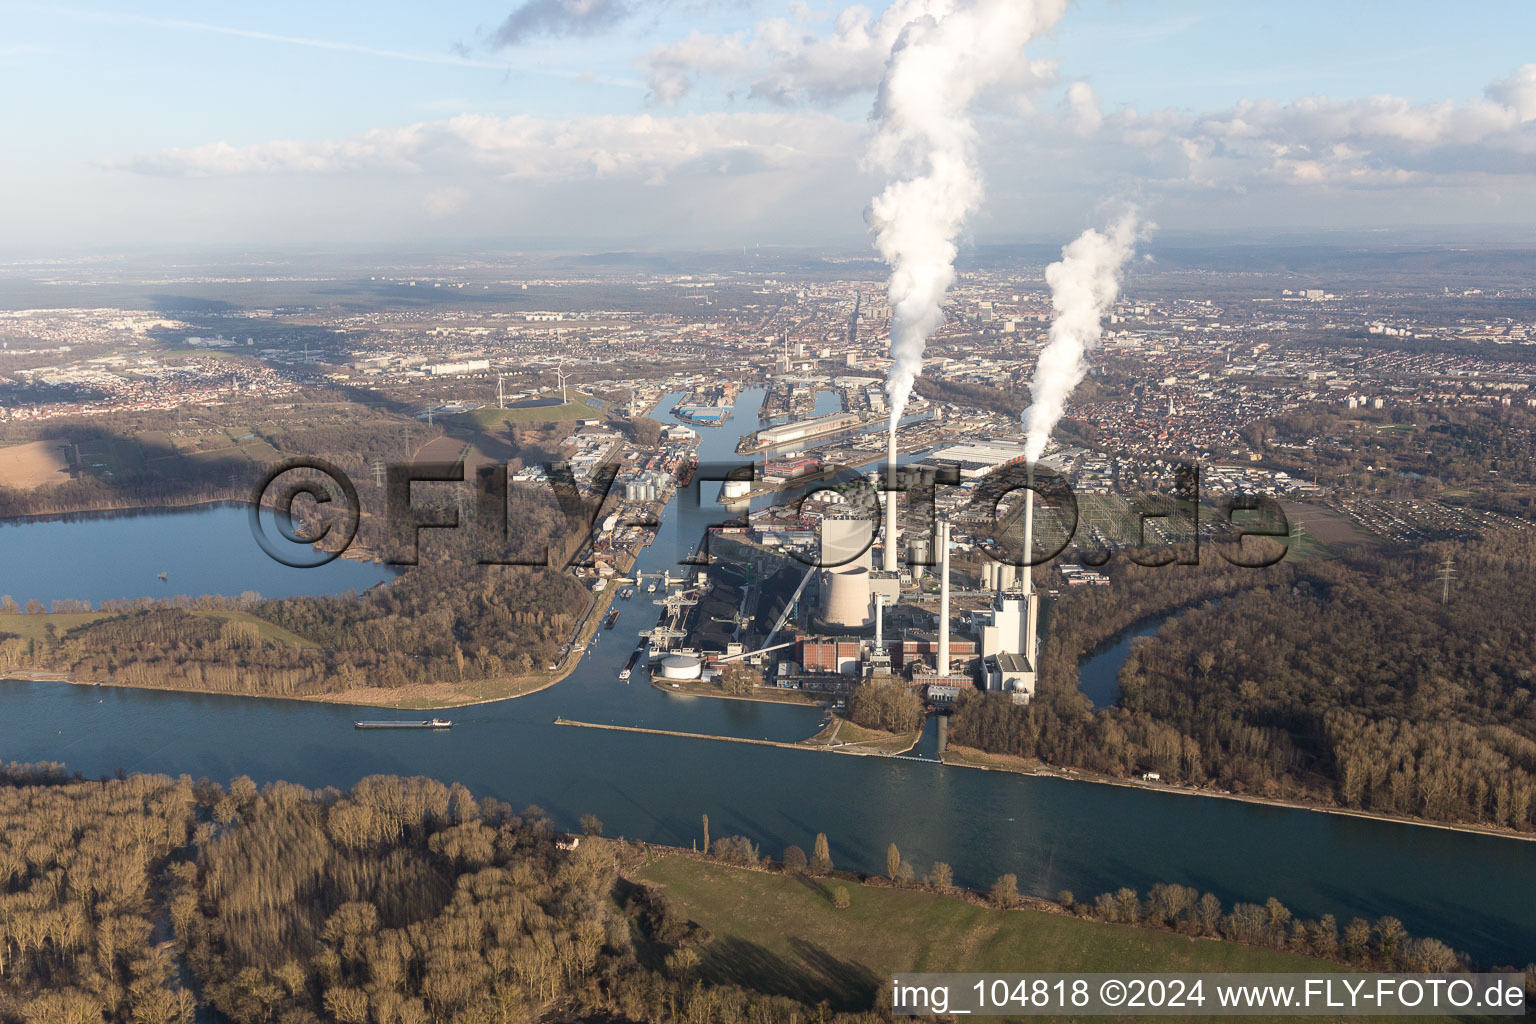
xmin=0 ymin=767 xmax=892 ymax=1024
xmin=1057 ymin=884 xmax=1466 ymax=973
xmin=689 ymin=827 xmax=1496 ymax=979
xmin=951 ymin=530 xmax=1536 ymax=830
xmin=2 ymin=557 xmax=590 ymax=697
xmin=0 ymin=470 xmax=256 ymax=520
xmin=1249 ymin=402 xmax=1536 ymax=510
xmin=846 ymin=677 xmax=925 ymax=734
xmin=1117 ymin=532 xmax=1536 ymax=825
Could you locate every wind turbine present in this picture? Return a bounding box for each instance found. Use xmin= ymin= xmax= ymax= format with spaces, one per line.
xmin=555 ymin=361 xmax=570 ymax=404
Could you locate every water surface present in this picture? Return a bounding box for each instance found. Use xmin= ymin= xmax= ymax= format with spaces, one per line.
xmin=1 ymin=388 xmax=1532 ymax=968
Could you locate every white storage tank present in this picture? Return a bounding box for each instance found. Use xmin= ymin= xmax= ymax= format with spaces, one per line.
xmin=659 ymin=655 xmax=703 ymax=681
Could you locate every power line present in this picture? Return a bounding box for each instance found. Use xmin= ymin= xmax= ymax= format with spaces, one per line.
xmin=1437 ymin=556 xmax=1456 ymax=605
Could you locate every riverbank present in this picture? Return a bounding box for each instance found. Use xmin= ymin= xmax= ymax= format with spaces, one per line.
xmin=649 ymin=675 xmax=830 ymax=707
xmin=554 ymin=717 xmax=922 ymax=759
xmin=801 ymin=714 xmax=921 ymax=755
xmin=941 ymin=743 xmax=1536 ymax=844
xmin=631 ymin=855 xmax=1421 ymax=1021
xmin=0 ymin=579 xmax=615 ymax=711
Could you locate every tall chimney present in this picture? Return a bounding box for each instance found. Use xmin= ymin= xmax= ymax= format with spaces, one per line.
xmin=883 ymin=429 xmax=899 ymax=571
xmin=937 ymin=520 xmax=950 ymax=676
xmin=1022 ymin=480 xmax=1034 ymax=599
xmin=874 ymin=593 xmax=884 ymax=653
xmin=1024 ymin=470 xmax=1038 ymax=663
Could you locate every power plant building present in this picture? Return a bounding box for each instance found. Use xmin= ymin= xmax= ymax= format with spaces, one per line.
xmin=922 ymin=439 xmax=1031 ymax=480
xmin=821 ymin=565 xmax=872 ymax=628
xmin=755 ymin=412 xmax=860 ymax=447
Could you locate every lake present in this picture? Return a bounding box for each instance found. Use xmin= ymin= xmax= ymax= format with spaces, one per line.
xmin=1 ymin=388 xmax=1533 ymax=968
xmin=0 ymin=504 xmax=396 ymax=607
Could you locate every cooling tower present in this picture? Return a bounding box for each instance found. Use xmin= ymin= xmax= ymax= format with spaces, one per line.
xmin=823 ymin=566 xmax=873 ymax=628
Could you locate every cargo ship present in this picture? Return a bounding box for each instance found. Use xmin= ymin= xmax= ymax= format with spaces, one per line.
xmin=619 ymin=647 xmax=643 ymax=681
xmin=603 ymin=609 xmax=621 ymax=629
xmin=355 ymin=719 xmax=452 ymax=730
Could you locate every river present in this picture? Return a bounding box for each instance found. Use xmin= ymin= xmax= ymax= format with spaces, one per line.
xmin=1 ymin=388 xmax=1533 ymax=968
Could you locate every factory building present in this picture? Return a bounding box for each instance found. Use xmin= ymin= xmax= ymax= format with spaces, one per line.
xmin=797 ymin=636 xmax=864 ymax=675
xmin=892 ymin=632 xmax=977 ymax=676
xmin=425 ymin=359 xmax=491 ymax=376
xmin=764 ymin=455 xmax=820 ymax=480
xmin=921 ymin=439 xmax=1031 ymax=480
xmin=755 ymin=411 xmax=860 ymax=447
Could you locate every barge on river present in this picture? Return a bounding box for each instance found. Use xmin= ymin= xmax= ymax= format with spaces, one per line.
xmin=355 ymin=719 xmax=453 ymax=730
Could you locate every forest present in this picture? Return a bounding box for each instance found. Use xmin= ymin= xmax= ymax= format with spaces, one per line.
xmin=845 ymin=677 xmax=924 ymax=735
xmin=1244 ymin=402 xmax=1536 ymax=512
xmin=951 ymin=529 xmax=1536 ymax=830
xmin=0 ymin=552 xmax=591 ymax=699
xmin=3 ymin=764 xmax=1519 ymax=1024
xmin=0 ymin=765 xmax=900 ymax=1024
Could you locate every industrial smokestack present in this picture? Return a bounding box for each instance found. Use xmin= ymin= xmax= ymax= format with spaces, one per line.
xmin=1022 ymin=480 xmax=1034 ymax=599
xmin=937 ymin=520 xmax=951 ymax=677
xmin=1023 ymin=473 xmax=1039 ymax=664
xmin=874 ymin=593 xmax=884 ymax=653
xmin=883 ymin=428 xmax=899 ymax=571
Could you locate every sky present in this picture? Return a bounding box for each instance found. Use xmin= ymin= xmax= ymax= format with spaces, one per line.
xmin=3 ymin=0 xmax=1536 ymax=253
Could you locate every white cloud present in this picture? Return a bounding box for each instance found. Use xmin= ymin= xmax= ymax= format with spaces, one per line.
xmin=643 ymin=0 xmax=1056 ymax=106
xmin=1065 ymin=81 xmax=1102 ymax=137
xmin=1095 ymin=63 xmax=1536 ymax=191
xmin=422 ymin=185 xmax=471 ymax=217
xmin=1486 ymin=64 xmax=1536 ymax=123
xmin=107 ymin=112 xmax=861 ymax=185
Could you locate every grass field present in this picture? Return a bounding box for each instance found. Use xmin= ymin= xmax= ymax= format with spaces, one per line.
xmin=452 ymin=397 xmax=600 ymax=428
xmin=0 ymin=612 xmax=109 ymax=641
xmin=800 ymin=715 xmax=920 ymax=753
xmin=0 ymin=440 xmax=72 ymax=490
xmin=195 ymin=609 xmax=320 ymax=649
xmin=634 ymin=856 xmax=1477 ymax=1023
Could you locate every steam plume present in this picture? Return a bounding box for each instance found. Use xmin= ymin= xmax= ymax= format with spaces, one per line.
xmin=870 ymin=0 xmax=1065 ymax=428
xmin=1023 ymin=211 xmax=1144 ymax=464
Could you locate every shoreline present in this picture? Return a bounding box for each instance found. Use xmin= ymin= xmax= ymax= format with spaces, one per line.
xmin=553 ymin=717 xmax=923 ymax=758
xmin=939 ymin=743 xmax=1536 ymax=845
xmin=647 ymin=676 xmax=831 ymax=708
xmin=2 ymin=585 xmax=620 ymax=711
xmin=4 ymin=670 xmax=1532 ymax=841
